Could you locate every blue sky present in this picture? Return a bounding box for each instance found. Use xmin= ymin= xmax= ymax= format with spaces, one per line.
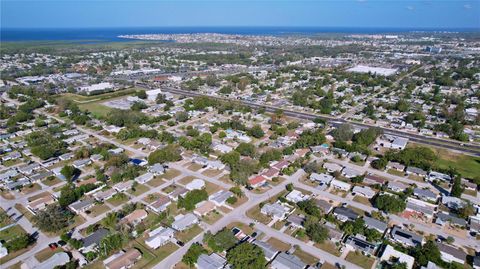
xmin=1 ymin=0 xmax=479 ymax=29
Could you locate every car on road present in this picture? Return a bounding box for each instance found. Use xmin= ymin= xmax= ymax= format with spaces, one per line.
xmin=177 ymin=241 xmax=184 ymax=246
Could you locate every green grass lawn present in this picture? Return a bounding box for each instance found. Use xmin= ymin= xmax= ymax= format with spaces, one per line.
xmin=106 ymin=193 xmax=129 ymax=207
xmin=434 ymin=150 xmax=480 ymax=181
xmin=314 ymin=242 xmax=341 ymax=257
xmin=267 ymin=237 xmax=291 ymax=252
xmin=41 ymin=177 xmax=63 ymax=187
xmin=78 ymin=102 xmax=112 ymax=118
xmin=293 ymin=248 xmax=318 ymax=265
xmin=131 ymin=241 xmax=179 ymax=269
xmin=34 ymin=246 xmax=64 ymax=262
xmin=87 ymin=204 xmax=110 ymax=218
xmin=202 ymin=211 xmax=223 ymax=225
xmin=345 ymin=251 xmax=375 ymax=269
xmin=387 ymin=169 xmax=405 ymax=177
xmin=128 ymin=184 xmax=150 ymax=196
xmin=146 ymin=177 xmax=165 ymax=188
xmin=246 ymin=206 xmax=272 ymax=225
xmin=14 ymin=204 xmax=35 ymax=223
xmin=175 ymin=225 xmax=202 ymax=242
xmin=162 ymin=169 xmax=181 ymax=180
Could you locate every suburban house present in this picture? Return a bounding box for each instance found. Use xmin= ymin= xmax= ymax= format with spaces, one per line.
xmin=261 ymin=202 xmax=291 ymax=221
xmin=121 ymin=209 xmax=148 ymax=227
xmin=331 ymin=179 xmax=352 ymax=192
xmin=364 ymin=174 xmax=387 ymax=185
xmin=171 ymin=213 xmax=199 ymax=231
xmin=435 ymin=212 xmax=467 ymax=227
xmin=93 ymin=188 xmax=117 ymax=202
xmin=145 ymin=226 xmax=175 ymax=249
xmin=27 ymin=195 xmax=55 ymax=214
xmin=69 ymin=198 xmax=95 ymax=214
xmin=441 ymin=195 xmax=466 ymax=210
xmin=167 ymin=185 xmax=189 ymax=201
xmin=113 ymin=180 xmax=134 ymax=193
xmin=208 ymin=190 xmax=233 ymax=207
xmin=406 ymin=167 xmax=427 ymax=178
xmin=427 ymin=171 xmax=451 ymax=182
xmin=287 ymin=214 xmax=305 ymax=229
xmin=405 ymin=197 xmax=436 ymax=219
xmin=148 ymin=196 xmax=172 ymax=214
xmin=271 ymin=252 xmax=307 ymax=269
xmin=352 ymin=186 xmax=376 ymax=199
xmin=253 ymin=240 xmax=279 ymax=261
xmin=363 ymin=216 xmax=388 ymax=233
xmin=345 ymin=235 xmax=377 ymax=255
xmin=135 ymin=172 xmax=154 ymax=184
xmin=35 ymin=252 xmax=70 ymax=269
xmin=185 ymin=179 xmax=205 ymax=191
xmin=380 ymin=245 xmax=415 ymax=269
xmin=386 ymin=161 xmax=405 ymax=172
xmin=436 ymin=242 xmax=467 ymax=264
xmin=341 ymin=167 xmax=363 ymax=178
xmin=387 ymin=181 xmax=408 ymax=193
xmin=248 ymin=175 xmax=267 ymax=188
xmin=333 ymin=207 xmax=359 ymax=222
xmin=390 ymin=226 xmax=424 ymax=247
xmin=413 ymin=188 xmax=438 ymax=203
xmin=323 ymin=162 xmax=343 ymax=173
xmin=149 ymin=163 xmax=165 ymax=176
xmin=196 ymin=253 xmax=227 ymax=269
xmin=72 ymin=158 xmax=92 ymax=169
xmin=80 ymin=228 xmax=110 ymax=253
xmin=193 ymin=201 xmax=216 ymax=217
xmin=315 ymin=199 xmax=333 ymax=214
xmin=310 ymin=173 xmax=333 ymax=185
xmin=104 ymin=249 xmax=142 ymax=269
xmin=285 ymin=190 xmax=310 ymax=203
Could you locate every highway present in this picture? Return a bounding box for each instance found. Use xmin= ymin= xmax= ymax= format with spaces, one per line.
xmin=152 ymin=87 xmax=480 ymax=156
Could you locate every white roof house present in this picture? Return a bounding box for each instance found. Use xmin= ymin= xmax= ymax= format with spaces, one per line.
xmin=172 ymin=213 xmax=199 ymax=231
xmin=380 ymin=245 xmax=415 ymax=269
xmin=341 ymin=167 xmax=363 ymax=178
xmin=323 ymin=162 xmax=343 ymax=173
xmin=352 ymin=186 xmax=376 ymax=199
xmin=331 ymin=179 xmax=352 ymax=191
xmin=261 ymin=202 xmax=290 ymax=220
xmin=145 ymin=227 xmax=175 ymax=249
xmin=310 ymin=173 xmax=333 ymax=184
xmin=208 ymin=190 xmax=233 ymax=206
xmin=185 ymin=179 xmax=205 ymax=191
xmin=135 ymin=172 xmax=154 ymax=184
xmin=285 ymin=190 xmax=310 ymax=203
xmin=79 ymin=82 xmax=114 ymax=94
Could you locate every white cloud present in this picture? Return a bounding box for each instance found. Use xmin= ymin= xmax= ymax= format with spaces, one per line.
xmin=464 ymin=4 xmax=472 ymax=9
xmin=406 ymin=5 xmax=415 ymax=10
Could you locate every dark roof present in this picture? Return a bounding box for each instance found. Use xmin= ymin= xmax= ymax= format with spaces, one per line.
xmin=334 ymin=207 xmax=359 ymax=220
xmin=363 ymin=216 xmax=388 ymax=232
xmin=436 ymin=242 xmax=467 ymax=261
xmin=82 ymin=228 xmax=109 ymax=248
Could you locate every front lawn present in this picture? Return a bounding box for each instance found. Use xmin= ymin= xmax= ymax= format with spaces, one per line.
xmin=345 ymin=251 xmax=375 ymax=269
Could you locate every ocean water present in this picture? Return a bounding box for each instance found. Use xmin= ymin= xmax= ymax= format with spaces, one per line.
xmin=1 ymin=26 xmax=477 ymax=42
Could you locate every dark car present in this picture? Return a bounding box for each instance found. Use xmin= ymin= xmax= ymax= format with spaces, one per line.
xmin=177 ymin=241 xmax=184 ymax=246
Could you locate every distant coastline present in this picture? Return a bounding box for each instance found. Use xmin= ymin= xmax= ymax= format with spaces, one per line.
xmin=1 ymin=26 xmax=479 ymax=42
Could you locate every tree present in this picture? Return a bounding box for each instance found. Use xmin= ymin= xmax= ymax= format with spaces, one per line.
xmin=286 ymin=183 xmax=294 ymax=192
xmin=182 ymin=243 xmax=206 ymax=267
xmin=332 ymin=124 xmax=354 ymax=142
xmin=148 ymin=144 xmax=182 ymax=164
xmin=204 ymin=229 xmax=238 ymax=252
xmin=175 ymin=111 xmax=189 ymax=122
xmin=101 ymin=212 xmax=119 ymax=230
xmin=409 ymin=240 xmax=441 ymax=267
xmin=304 ymin=217 xmax=329 ymax=243
xmin=4 ymin=233 xmax=34 ymax=252
xmin=235 ymin=143 xmax=255 ymax=157
xmin=136 ymin=90 xmax=147 ymax=99
xmin=248 ymin=125 xmax=264 ymax=138
xmin=297 ymin=200 xmax=322 ymax=218
xmin=373 ymin=194 xmax=406 ymax=213
xmin=33 ymin=204 xmax=73 ymax=232
xmin=60 ymin=165 xmax=80 ymax=181
xmin=178 ymin=189 xmax=208 ymax=211
xmin=226 ymin=242 xmax=266 ymax=269
xmin=450 ymin=176 xmax=464 ymax=197
xmin=229 ymin=186 xmax=244 ymax=197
